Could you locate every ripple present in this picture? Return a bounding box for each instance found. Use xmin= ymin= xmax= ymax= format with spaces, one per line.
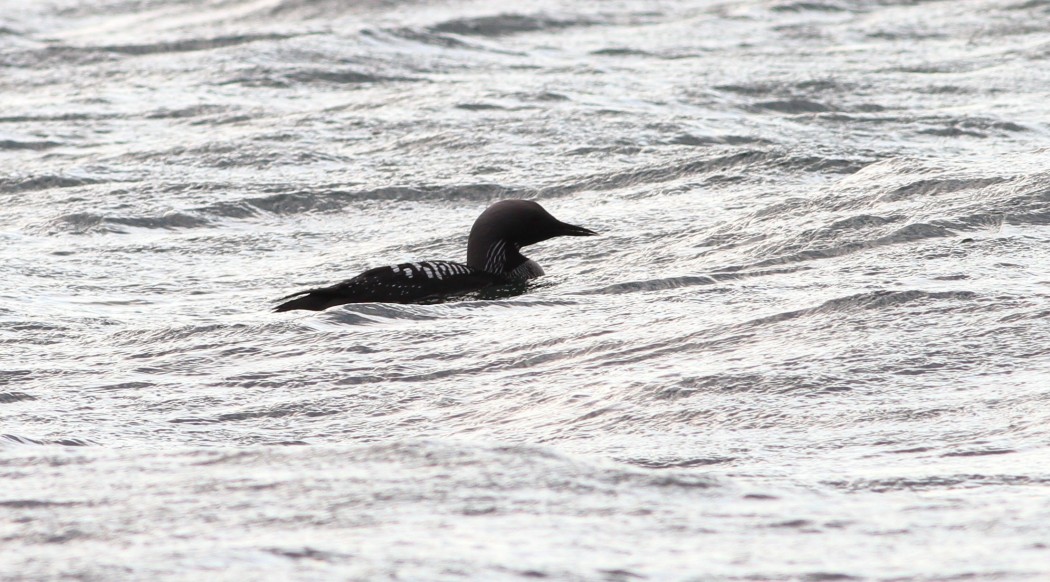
xmin=575 ymin=275 xmax=717 ymax=295
xmin=428 ymin=13 xmax=597 ymax=37
xmin=1 ymin=434 xmax=97 ymax=447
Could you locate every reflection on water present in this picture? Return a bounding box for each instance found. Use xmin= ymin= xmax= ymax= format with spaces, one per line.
xmin=3 ymin=0 xmax=1050 ymax=579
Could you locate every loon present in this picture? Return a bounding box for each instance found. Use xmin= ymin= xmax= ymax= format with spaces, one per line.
xmin=274 ymin=199 xmax=597 ymax=312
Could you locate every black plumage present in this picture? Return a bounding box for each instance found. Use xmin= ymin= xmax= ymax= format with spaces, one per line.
xmin=274 ymin=200 xmax=597 ymax=312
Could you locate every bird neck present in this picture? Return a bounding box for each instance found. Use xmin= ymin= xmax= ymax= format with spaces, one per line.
xmin=467 ymin=238 xmax=527 ymax=274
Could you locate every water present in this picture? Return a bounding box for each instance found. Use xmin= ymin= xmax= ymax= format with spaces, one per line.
xmin=3 ymin=0 xmax=1050 ymax=579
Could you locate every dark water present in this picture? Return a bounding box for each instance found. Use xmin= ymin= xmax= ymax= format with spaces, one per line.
xmin=3 ymin=0 xmax=1050 ymax=579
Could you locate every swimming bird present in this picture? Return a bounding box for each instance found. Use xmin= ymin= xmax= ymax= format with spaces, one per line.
xmin=274 ymin=199 xmax=597 ymax=312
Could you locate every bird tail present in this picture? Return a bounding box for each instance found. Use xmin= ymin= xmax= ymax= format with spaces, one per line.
xmin=274 ymin=289 xmax=329 ymax=312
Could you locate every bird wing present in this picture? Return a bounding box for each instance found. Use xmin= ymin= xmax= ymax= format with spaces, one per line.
xmin=274 ymin=261 xmax=497 ymax=311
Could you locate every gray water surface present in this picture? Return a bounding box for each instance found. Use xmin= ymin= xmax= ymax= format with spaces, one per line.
xmin=3 ymin=0 xmax=1050 ymax=579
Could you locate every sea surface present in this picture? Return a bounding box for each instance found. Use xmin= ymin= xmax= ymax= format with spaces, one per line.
xmin=3 ymin=0 xmax=1050 ymax=579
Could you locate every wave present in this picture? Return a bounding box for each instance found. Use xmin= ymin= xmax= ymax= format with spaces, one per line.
xmin=174 ymin=401 xmax=343 ymax=424
xmin=46 ymin=211 xmax=212 ymax=234
xmin=667 ymin=134 xmax=773 ymax=147
xmin=46 ymin=152 xmax=1028 ymax=250
xmin=743 ymin=221 xmax=958 ymax=269
xmin=99 ymin=33 xmax=290 ymax=56
xmin=875 ymin=176 xmax=1008 ymax=203
xmin=0 ymin=174 xmax=106 ymax=194
xmin=576 ymin=275 xmax=718 ymax=295
xmin=823 ymin=473 xmax=1049 ymax=493
xmin=23 ymin=142 xmax=888 ymax=235
xmin=770 ymin=2 xmax=850 ymax=12
xmin=221 ymin=66 xmax=418 ymax=88
xmin=762 ymin=289 xmax=978 ymax=320
xmin=575 ymin=289 xmax=978 ymax=370
xmin=540 ymin=148 xmax=865 ymax=199
xmin=0 ymin=392 xmax=37 ymax=404
xmin=0 ymin=139 xmax=63 ymax=151
xmin=917 ymin=116 xmax=1031 ymax=138
xmin=690 ymin=158 xmax=1049 ymax=270
xmin=212 ymin=182 xmax=522 ymax=212
xmin=751 ymin=99 xmax=833 ymax=114
xmin=39 ymin=181 xmax=527 ymax=233
xmin=1 ymin=433 xmax=97 ymax=447
xmin=428 ymin=13 xmax=597 ymax=37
